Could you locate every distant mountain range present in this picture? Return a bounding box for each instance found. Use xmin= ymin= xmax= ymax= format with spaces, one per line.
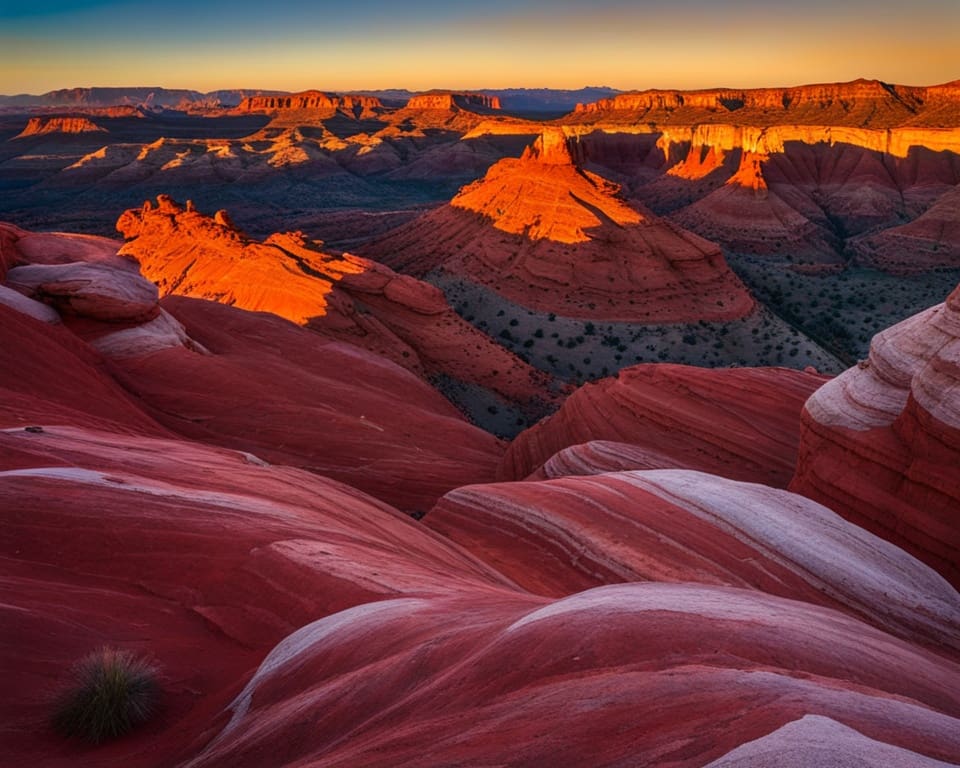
xmin=0 ymin=86 xmax=621 ymax=113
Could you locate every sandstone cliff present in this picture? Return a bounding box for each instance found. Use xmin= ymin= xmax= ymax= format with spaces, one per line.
xmin=12 ymin=116 xmax=107 ymax=139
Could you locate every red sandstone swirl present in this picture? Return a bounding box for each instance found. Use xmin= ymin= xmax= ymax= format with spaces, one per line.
xmin=116 ymin=196 xmax=554 ymax=410
xmin=364 ymin=129 xmax=755 ymax=322
xmin=183 ymin=581 xmax=960 ymax=767
xmin=426 ymin=469 xmax=960 ymax=652
xmin=791 ymin=282 xmax=960 ymax=587
xmin=500 ymin=363 xmax=827 ymax=486
xmin=0 ymin=225 xmax=504 ymax=510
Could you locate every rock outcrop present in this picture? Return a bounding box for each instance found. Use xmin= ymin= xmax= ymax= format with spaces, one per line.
xmin=0 ymin=223 xmax=507 ymax=510
xmin=11 ymin=116 xmax=108 ymax=139
xmin=364 ymin=129 xmax=755 ymax=323
xmin=501 ymin=363 xmax=826 ymax=485
xmin=571 ymin=79 xmax=960 ymax=129
xmin=791 ymin=282 xmax=960 ymax=586
xmin=238 ymin=90 xmax=385 ymax=119
xmin=116 ymin=196 xmax=556 ymax=417
xmin=405 ymin=92 xmax=502 ymax=111
xmin=427 ymin=469 xmax=960 ymax=652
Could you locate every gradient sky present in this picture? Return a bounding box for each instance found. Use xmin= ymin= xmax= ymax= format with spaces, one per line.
xmin=2 ymin=0 xmax=958 ymax=94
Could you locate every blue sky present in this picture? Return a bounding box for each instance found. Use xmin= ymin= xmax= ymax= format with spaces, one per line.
xmin=2 ymin=0 xmax=958 ymax=93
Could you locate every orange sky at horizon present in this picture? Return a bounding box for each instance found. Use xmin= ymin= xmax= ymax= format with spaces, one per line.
xmin=2 ymin=1 xmax=958 ymax=94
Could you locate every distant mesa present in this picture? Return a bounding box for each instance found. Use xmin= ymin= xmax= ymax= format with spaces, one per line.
xmin=238 ymin=90 xmax=386 ymax=119
xmin=12 ymin=116 xmax=107 ymax=139
xmin=571 ymin=78 xmax=960 ymax=128
xmin=404 ymin=92 xmax=502 ymax=112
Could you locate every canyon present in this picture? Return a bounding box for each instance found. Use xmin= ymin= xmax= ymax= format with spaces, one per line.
xmin=1 ymin=78 xmax=959 ymax=767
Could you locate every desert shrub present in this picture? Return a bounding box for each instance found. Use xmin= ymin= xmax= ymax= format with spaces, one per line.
xmin=53 ymin=647 xmax=160 ymax=743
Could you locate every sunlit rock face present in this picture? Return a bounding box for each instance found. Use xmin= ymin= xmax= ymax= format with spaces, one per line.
xmin=791 ymin=282 xmax=960 ymax=587
xmin=364 ymin=129 xmax=755 ymax=323
xmin=12 ymin=116 xmax=108 ymax=139
xmin=116 ymin=196 xmax=556 ymax=419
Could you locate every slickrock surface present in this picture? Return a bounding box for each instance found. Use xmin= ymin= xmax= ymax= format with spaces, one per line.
xmin=791 ymin=282 xmax=960 ymax=586
xmin=115 ymin=296 xmax=504 ymax=510
xmin=501 ymin=363 xmax=827 ymax=485
xmin=364 ymin=129 xmax=755 ymax=322
xmin=426 ymin=469 xmax=960 ymax=651
xmin=185 ymin=583 xmax=960 ymax=767
xmin=0 ymin=425 xmax=513 ymax=767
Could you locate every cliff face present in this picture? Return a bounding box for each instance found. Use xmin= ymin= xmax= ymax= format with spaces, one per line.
xmin=12 ymin=116 xmax=107 ymax=139
xmin=238 ymin=90 xmax=385 ymax=118
xmin=405 ymin=92 xmax=502 ymax=111
xmin=790 ymin=282 xmax=960 ymax=587
xmin=572 ymin=79 xmax=960 ymax=128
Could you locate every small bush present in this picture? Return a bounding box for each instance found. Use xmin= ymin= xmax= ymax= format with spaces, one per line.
xmin=53 ymin=647 xmax=160 ymax=743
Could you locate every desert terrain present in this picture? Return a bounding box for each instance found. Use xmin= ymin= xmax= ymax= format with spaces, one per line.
xmin=2 ymin=78 xmax=959 ymax=766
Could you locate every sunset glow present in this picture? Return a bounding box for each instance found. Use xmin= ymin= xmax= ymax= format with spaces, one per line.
xmin=2 ymin=0 xmax=957 ymax=94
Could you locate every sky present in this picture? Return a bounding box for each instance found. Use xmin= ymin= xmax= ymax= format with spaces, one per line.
xmin=2 ymin=0 xmax=958 ymax=94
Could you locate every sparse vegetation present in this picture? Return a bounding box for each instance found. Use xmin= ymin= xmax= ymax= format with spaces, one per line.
xmin=53 ymin=647 xmax=160 ymax=744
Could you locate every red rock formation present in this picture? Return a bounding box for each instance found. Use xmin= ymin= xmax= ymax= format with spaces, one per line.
xmin=12 ymin=116 xmax=107 ymax=139
xmin=183 ymin=583 xmax=960 ymax=767
xmin=0 ymin=423 xmax=513 ymax=766
xmin=116 ymin=196 xmax=554 ymax=411
xmin=364 ymin=129 xmax=755 ymax=322
xmin=405 ymin=92 xmax=502 ymax=111
xmin=850 ymin=183 xmax=960 ymax=271
xmin=791 ymin=283 xmax=960 ymax=587
xmin=113 ymin=296 xmax=504 ymax=510
xmin=3 ymin=217 xmax=960 ymax=768
xmin=238 ymin=90 xmax=385 ymax=119
xmin=0 ymin=223 xmax=506 ymax=510
xmin=427 ymin=469 xmax=960 ymax=651
xmin=570 ymin=79 xmax=955 ymax=128
xmin=501 ymin=363 xmax=827 ymax=485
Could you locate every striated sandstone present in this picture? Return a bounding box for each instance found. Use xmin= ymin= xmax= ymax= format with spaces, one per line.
xmin=364 ymin=130 xmax=755 ymax=323
xmin=502 ymin=363 xmax=826 ymax=485
xmin=5 ymin=261 xmax=159 ymax=322
xmin=0 ymin=424 xmax=513 ymax=765
xmin=791 ymin=283 xmax=960 ymax=586
xmin=185 ymin=582 xmax=960 ymax=767
xmin=426 ymin=468 xmax=960 ymax=652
